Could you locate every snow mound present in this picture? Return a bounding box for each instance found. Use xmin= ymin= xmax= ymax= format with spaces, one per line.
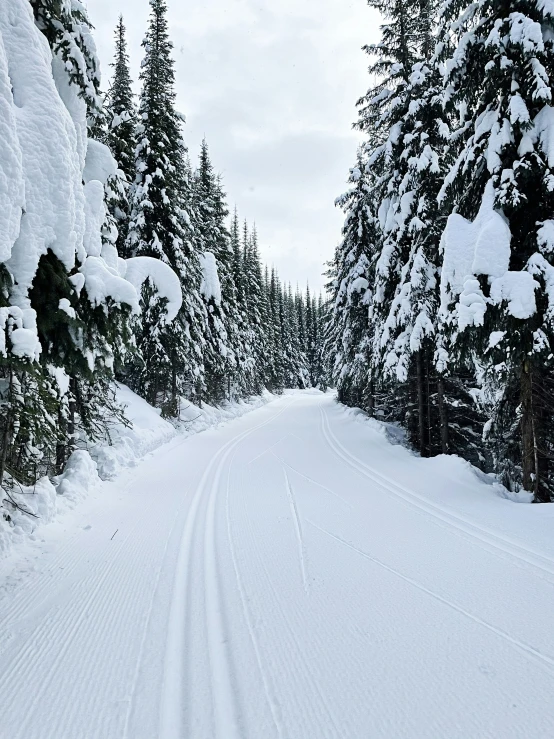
xmin=90 ymin=385 xmax=275 ymax=480
xmin=339 ymin=400 xmax=533 ymax=504
xmin=56 ymin=450 xmax=100 ymax=508
xmin=90 ymin=383 xmax=176 ymax=479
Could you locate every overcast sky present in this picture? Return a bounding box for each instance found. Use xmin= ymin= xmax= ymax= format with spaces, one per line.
xmin=88 ymin=0 xmax=381 ymax=291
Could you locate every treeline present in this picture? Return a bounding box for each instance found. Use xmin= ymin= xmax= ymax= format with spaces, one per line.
xmin=325 ymin=0 xmax=554 ymax=501
xmin=0 ymin=0 xmax=322 ymax=492
xmin=100 ymin=7 xmax=326 ymax=410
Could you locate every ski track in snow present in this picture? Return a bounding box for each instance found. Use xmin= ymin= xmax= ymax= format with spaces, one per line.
xmin=319 ymin=406 xmax=554 ymax=583
xmin=1 ymin=393 xmax=554 ymax=737
xmin=282 ymin=468 xmax=309 ymax=595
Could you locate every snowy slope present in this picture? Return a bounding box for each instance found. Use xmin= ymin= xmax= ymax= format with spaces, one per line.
xmin=0 ymin=384 xmax=273 ymax=561
xmin=1 ymin=392 xmax=554 ymax=738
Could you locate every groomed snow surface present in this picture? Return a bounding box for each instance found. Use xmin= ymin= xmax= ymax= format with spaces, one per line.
xmin=1 ymin=391 xmax=554 ymax=737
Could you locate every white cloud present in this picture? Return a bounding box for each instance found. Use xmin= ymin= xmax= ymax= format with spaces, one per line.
xmin=88 ymin=0 xmax=380 ymax=290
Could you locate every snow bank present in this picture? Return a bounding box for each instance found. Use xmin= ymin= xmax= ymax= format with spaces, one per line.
xmin=0 ymin=384 xmax=275 ymax=560
xmin=90 ymin=383 xmax=177 ymax=479
xmin=0 ymin=450 xmax=101 ymax=560
xmin=339 ymin=401 xmax=534 ymax=504
xmin=91 ymin=384 xmax=275 ymax=479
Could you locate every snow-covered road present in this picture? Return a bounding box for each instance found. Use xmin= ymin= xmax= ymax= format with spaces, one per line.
xmin=1 ymin=392 xmax=554 ymax=738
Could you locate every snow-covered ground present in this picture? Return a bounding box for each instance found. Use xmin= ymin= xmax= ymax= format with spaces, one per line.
xmin=0 ymin=383 xmax=274 ymax=562
xmin=1 ymin=391 xmax=554 ymax=738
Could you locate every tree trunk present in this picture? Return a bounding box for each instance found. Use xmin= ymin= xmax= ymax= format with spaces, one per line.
xmin=0 ymin=369 xmax=13 ymax=487
xmin=367 ymin=378 xmax=375 ymax=418
xmin=67 ymin=376 xmax=77 ymax=458
xmin=521 ymin=360 xmax=549 ymax=502
xmin=437 ymin=375 xmax=449 ymax=454
xmin=416 ymin=350 xmax=428 ymax=457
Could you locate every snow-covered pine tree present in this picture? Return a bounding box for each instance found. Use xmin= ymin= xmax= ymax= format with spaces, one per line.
xmin=267 ymin=268 xmax=285 ymax=393
xmin=325 ymin=154 xmax=376 ymax=410
xmin=281 ymin=284 xmax=309 ymax=388
xmin=244 ymin=226 xmax=268 ymax=393
xmin=30 ymin=0 xmax=102 ymax=128
xmin=193 ymin=140 xmax=237 ymax=404
xmin=313 ymin=293 xmax=329 ymax=390
xmin=0 ymin=0 xmax=149 ymax=483
xmin=126 ymin=0 xmax=206 ymax=412
xmin=356 ymin=0 xmax=442 ymax=450
xmin=104 ymin=15 xmax=137 ymax=258
xmin=228 ymin=209 xmax=252 ymax=395
xmin=295 ymin=287 xmax=308 ymax=375
xmin=436 ymin=0 xmax=554 ymax=499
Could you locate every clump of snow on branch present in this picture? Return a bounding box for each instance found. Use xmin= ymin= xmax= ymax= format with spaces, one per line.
xmin=0 ymin=0 xmax=181 ymax=362
xmin=199 ymin=251 xmax=222 ymax=305
xmin=440 ymin=180 xmax=539 ymax=333
xmin=123 ymin=257 xmax=183 ymax=322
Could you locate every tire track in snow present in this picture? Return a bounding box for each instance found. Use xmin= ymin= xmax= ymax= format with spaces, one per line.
xmin=307 ymin=518 xmax=554 ymax=677
xmin=320 ymin=406 xmax=554 ymax=585
xmin=282 ymin=468 xmax=309 ymax=594
xmin=159 ymin=399 xmax=294 ymax=739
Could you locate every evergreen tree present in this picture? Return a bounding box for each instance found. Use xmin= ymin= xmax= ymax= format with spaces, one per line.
xmin=126 ymin=0 xmax=206 ymax=412
xmin=30 ymin=0 xmax=102 ymax=127
xmin=244 ymin=226 xmax=266 ymax=393
xmin=326 ymin=155 xmax=377 ymax=410
xmin=267 ymin=268 xmax=285 ymax=392
xmin=193 ymin=141 xmax=238 ymax=404
xmin=436 ymin=0 xmax=554 ymax=499
xmin=104 ymin=16 xmax=137 ymax=257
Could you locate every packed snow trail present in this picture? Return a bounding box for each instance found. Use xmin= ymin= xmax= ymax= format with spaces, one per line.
xmin=1 ymin=393 xmax=554 ymax=738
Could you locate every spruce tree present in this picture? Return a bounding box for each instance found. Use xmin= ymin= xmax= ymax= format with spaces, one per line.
xmin=244 ymin=226 xmax=267 ymax=393
xmin=104 ymin=16 xmax=137 ymax=257
xmin=193 ymin=141 xmax=237 ymax=404
xmin=126 ymin=0 xmax=206 ymax=411
xmin=267 ymin=268 xmax=285 ymax=393
xmin=437 ymin=0 xmax=554 ymax=499
xmin=326 ymin=155 xmax=377 ymax=410
xmin=30 ymin=0 xmax=102 ymax=127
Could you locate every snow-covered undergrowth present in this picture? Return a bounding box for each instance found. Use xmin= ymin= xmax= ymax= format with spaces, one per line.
xmin=0 ymin=384 xmax=274 ymax=560
xmin=339 ymin=401 xmax=534 ymax=505
xmin=91 ymin=383 xmax=274 ymax=479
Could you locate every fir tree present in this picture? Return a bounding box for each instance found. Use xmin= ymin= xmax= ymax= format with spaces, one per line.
xmin=126 ymin=0 xmax=206 ymax=411
xmin=326 ymin=155 xmax=376 ymax=410
xmin=104 ymin=16 xmax=137 ymax=257
xmin=437 ymin=0 xmax=554 ymax=499
xmin=193 ymin=141 xmax=237 ymax=404
xmin=30 ymin=0 xmax=102 ymax=127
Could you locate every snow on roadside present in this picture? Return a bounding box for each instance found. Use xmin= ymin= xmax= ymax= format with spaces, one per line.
xmin=0 ymin=384 xmax=274 ymax=560
xmin=91 ymin=383 xmax=275 ymax=479
xmin=338 ymin=401 xmax=534 ymax=504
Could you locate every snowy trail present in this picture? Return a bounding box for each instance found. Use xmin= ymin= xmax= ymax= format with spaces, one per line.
xmin=1 ymin=393 xmax=554 ymax=738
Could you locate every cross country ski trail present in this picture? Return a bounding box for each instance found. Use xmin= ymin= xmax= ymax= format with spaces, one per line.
xmin=1 ymin=392 xmax=554 ymax=738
